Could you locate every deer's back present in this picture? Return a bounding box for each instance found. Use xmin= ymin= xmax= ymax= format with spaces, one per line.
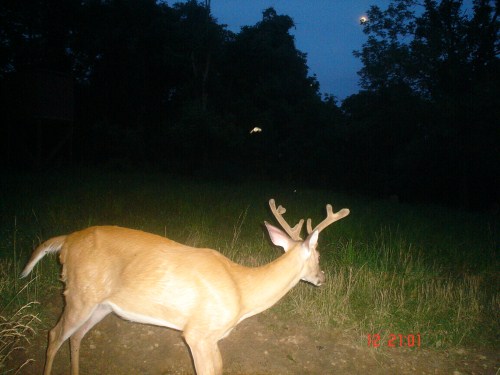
xmin=60 ymin=226 xmax=243 ymax=329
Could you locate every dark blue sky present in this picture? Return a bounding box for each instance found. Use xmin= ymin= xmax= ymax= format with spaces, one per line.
xmin=211 ymin=1 xmax=477 ymax=101
xmin=211 ymin=1 xmax=392 ymax=100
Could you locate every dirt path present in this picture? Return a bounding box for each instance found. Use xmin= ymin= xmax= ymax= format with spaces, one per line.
xmin=7 ymin=297 xmax=499 ymax=375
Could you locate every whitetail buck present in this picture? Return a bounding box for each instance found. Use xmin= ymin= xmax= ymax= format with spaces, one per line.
xmin=21 ymin=199 xmax=349 ymax=375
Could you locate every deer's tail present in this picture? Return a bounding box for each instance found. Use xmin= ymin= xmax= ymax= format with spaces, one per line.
xmin=20 ymin=235 xmax=67 ymax=278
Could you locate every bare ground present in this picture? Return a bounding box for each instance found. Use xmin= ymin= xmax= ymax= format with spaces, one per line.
xmin=6 ymin=295 xmax=499 ymax=375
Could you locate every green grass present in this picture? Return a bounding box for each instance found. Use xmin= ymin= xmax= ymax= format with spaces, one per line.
xmin=0 ymin=258 xmax=41 ymax=374
xmin=0 ymin=169 xmax=498 ymax=363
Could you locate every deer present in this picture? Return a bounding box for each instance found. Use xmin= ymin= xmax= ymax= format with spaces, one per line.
xmin=20 ymin=199 xmax=350 ymax=375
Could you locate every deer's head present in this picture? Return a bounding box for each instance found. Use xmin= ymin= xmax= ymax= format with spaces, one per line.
xmin=267 ymin=199 xmax=350 ymax=286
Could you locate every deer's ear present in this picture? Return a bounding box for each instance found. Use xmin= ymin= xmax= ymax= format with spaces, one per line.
xmin=304 ymin=229 xmax=319 ymax=251
xmin=300 ymin=230 xmax=318 ymax=258
xmin=265 ymin=222 xmax=295 ymax=252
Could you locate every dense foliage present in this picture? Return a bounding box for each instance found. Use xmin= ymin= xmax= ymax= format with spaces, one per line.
xmin=0 ymin=0 xmax=498 ymax=208
xmin=348 ymin=0 xmax=499 ymax=207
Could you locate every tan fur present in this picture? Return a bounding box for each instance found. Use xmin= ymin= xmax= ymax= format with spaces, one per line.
xmin=21 ymin=200 xmax=349 ymax=375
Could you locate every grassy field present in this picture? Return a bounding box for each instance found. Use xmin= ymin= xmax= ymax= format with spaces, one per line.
xmin=0 ymin=169 xmax=498 ymax=370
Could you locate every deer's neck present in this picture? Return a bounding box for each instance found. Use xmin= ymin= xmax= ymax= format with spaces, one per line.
xmin=234 ymin=247 xmax=305 ymax=322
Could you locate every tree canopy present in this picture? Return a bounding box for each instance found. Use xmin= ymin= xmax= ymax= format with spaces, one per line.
xmin=0 ymin=0 xmax=498 ymax=208
xmin=346 ymin=0 xmax=499 ymax=207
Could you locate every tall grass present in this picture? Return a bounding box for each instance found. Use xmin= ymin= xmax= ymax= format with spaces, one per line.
xmin=0 ymin=258 xmax=40 ymax=373
xmin=0 ymin=169 xmax=498 ymax=356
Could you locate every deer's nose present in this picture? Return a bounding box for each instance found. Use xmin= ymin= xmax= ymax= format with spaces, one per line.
xmin=316 ymin=271 xmax=326 ymax=286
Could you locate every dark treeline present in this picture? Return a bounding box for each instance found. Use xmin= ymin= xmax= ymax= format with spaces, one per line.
xmin=0 ymin=0 xmax=498 ymax=208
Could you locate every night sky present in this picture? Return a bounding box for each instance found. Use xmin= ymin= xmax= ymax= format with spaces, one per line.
xmin=211 ymin=0 xmax=476 ymax=100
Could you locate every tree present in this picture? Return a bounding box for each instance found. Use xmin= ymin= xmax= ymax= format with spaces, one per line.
xmin=171 ymin=1 xmax=226 ymax=111
xmin=353 ymin=0 xmax=418 ymax=92
xmin=349 ymin=0 xmax=499 ymax=206
xmin=0 ymin=0 xmax=78 ymax=75
xmin=0 ymin=1 xmax=347 ymax=190
xmin=219 ymin=8 xmax=324 ymax=174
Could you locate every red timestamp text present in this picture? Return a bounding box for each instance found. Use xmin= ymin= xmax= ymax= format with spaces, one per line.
xmin=367 ymin=333 xmax=421 ymax=348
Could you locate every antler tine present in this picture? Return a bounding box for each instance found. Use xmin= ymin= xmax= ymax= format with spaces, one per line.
xmin=307 ymin=204 xmax=350 ymax=234
xmin=269 ymin=199 xmax=304 ymax=241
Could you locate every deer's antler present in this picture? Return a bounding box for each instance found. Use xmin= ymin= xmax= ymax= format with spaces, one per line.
xmin=268 ymin=199 xmax=304 ymax=241
xmin=306 ymin=204 xmax=350 ymax=235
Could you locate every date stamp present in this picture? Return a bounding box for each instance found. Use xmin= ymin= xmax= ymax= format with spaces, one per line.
xmin=367 ymin=333 xmax=421 ymax=348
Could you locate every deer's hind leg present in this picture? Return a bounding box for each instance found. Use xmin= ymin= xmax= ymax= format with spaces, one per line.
xmin=69 ymin=304 xmax=112 ymax=375
xmin=44 ymin=299 xmax=101 ymax=375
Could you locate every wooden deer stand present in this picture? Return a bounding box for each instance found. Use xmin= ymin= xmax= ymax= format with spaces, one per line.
xmin=3 ymin=69 xmax=74 ymax=168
